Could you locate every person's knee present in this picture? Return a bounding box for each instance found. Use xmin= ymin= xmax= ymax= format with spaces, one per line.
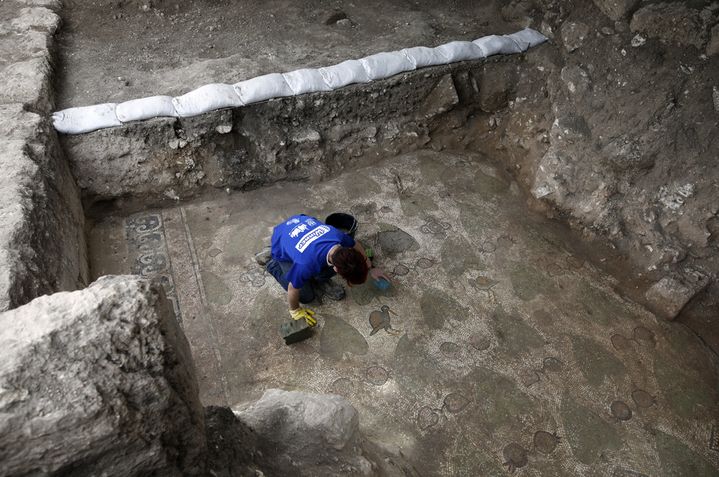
xmin=266 ymin=260 xmax=290 ymax=291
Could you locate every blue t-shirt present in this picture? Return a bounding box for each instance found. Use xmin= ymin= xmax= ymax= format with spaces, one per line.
xmin=271 ymin=214 xmax=355 ymax=289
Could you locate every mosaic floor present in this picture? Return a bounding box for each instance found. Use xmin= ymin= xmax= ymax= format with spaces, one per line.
xmin=89 ymin=150 xmax=719 ymax=476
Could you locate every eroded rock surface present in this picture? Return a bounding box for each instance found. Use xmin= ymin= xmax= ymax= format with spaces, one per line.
xmin=0 ymin=1 xmax=88 ymax=311
xmin=630 ymin=2 xmax=713 ymax=49
xmin=479 ymin=0 xmax=719 ymax=339
xmin=0 ymin=276 xmax=206 ymax=476
xmin=234 ymin=389 xmax=374 ymax=476
xmin=0 ymin=105 xmax=88 ymax=311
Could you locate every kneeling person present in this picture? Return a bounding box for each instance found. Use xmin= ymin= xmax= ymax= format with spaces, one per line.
xmin=265 ymin=214 xmax=388 ymax=326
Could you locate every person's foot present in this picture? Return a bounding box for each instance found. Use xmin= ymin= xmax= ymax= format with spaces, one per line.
xmin=313 ymin=279 xmax=346 ymax=301
xmin=254 ymin=246 xmax=272 ymax=266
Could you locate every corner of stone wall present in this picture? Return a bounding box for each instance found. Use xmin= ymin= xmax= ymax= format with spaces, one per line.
xmin=0 ymin=0 xmax=89 ymax=310
xmin=0 ymin=275 xmax=207 ymax=475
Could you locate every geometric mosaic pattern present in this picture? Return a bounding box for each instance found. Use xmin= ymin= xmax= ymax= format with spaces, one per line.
xmin=126 ymin=212 xmax=181 ymax=322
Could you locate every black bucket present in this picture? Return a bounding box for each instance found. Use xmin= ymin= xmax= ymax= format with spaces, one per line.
xmin=325 ymin=212 xmax=358 ymax=238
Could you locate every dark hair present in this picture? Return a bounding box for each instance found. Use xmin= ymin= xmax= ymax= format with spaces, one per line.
xmin=332 ymin=247 xmax=369 ymax=285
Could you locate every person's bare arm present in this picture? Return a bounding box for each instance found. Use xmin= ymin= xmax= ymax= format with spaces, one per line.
xmin=288 ymin=284 xmax=301 ymax=310
xmin=352 ymin=241 xmax=372 ymax=269
xmin=353 ymin=240 xmax=390 ymax=282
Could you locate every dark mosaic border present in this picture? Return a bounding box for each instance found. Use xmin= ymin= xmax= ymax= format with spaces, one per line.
xmin=126 ymin=212 xmax=182 ymax=323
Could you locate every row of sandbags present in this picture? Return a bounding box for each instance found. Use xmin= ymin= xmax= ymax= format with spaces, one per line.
xmin=52 ymin=28 xmax=546 ymax=134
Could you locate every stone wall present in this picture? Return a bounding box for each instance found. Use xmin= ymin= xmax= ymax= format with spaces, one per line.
xmin=0 ymin=0 xmax=88 ymax=310
xmin=0 ymin=276 xmax=206 ymax=476
xmin=60 ymin=59 xmax=499 ymax=207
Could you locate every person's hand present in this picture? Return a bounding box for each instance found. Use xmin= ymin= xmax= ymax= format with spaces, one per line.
xmin=370 ymin=267 xmax=390 ymax=282
xmin=289 ymin=307 xmax=317 ymax=327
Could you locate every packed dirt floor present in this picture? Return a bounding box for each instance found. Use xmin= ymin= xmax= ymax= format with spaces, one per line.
xmin=56 ymin=0 xmax=518 ymax=108
xmin=89 ymin=151 xmax=719 ymax=476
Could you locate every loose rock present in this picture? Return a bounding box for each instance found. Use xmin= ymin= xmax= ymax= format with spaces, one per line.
xmin=630 ymin=33 xmax=646 ymax=47
xmin=561 ymin=21 xmax=590 ymax=52
xmin=644 ymin=273 xmax=710 ymax=320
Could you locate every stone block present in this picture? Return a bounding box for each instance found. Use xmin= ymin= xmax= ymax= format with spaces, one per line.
xmin=10 ymin=7 xmax=60 ymax=34
xmin=235 ymin=389 xmax=373 ymax=475
xmin=0 ymin=103 xmax=43 ymax=141
xmin=0 ymin=140 xmax=43 ymax=311
xmin=645 ymin=273 xmax=710 ymax=320
xmin=0 ymin=276 xmax=206 ymax=476
xmin=420 ymin=74 xmax=459 ymax=118
xmin=0 ymin=57 xmax=53 ymax=112
xmin=0 ymin=106 xmax=88 ymax=311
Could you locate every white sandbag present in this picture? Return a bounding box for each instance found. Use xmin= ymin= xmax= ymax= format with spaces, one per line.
xmin=172 ymin=83 xmax=242 ymax=118
xmin=434 ymin=41 xmax=485 ymax=63
xmin=473 ymin=35 xmax=523 ymax=56
xmin=506 ymin=28 xmax=547 ymax=49
xmin=318 ymin=60 xmax=371 ymax=89
xmin=234 ymin=73 xmax=294 ymax=105
xmin=360 ymin=51 xmax=415 ymax=81
xmin=282 ymin=68 xmax=332 ymax=95
xmin=52 ymin=103 xmax=121 ymax=134
xmin=401 ymin=46 xmax=448 ymax=68
xmin=116 ymin=95 xmax=177 ymax=123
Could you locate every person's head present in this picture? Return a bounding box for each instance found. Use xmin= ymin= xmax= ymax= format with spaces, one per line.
xmin=331 ymin=247 xmax=369 ymax=286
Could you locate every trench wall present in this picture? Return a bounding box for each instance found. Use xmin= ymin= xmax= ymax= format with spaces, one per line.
xmin=0 ymin=1 xmax=88 ymax=311
xmin=489 ymin=1 xmax=719 ymax=351
xmin=60 ymin=57 xmax=523 ymax=208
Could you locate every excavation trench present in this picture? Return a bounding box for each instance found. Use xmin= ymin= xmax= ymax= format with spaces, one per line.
xmin=69 ymin=66 xmax=719 ymax=475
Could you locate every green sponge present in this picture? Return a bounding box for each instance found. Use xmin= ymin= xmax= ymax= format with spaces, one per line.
xmin=280 ymin=319 xmax=314 ymax=345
